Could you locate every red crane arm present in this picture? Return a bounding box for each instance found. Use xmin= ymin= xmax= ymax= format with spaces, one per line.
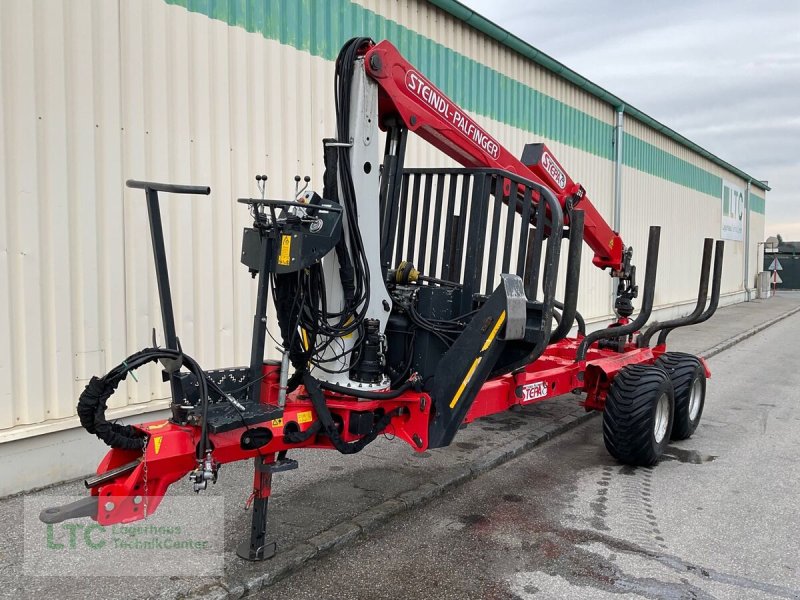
xmin=364 ymin=40 xmax=624 ymax=272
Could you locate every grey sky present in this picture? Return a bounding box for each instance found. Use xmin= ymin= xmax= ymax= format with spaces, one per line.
xmin=461 ymin=0 xmax=800 ymax=241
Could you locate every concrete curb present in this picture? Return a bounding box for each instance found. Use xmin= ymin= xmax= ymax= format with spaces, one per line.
xmin=187 ymin=303 xmax=800 ymax=600
xmin=700 ymin=304 xmax=800 ymax=360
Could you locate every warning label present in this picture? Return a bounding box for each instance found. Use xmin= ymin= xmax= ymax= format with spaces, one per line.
xmin=278 ymin=234 xmax=292 ymax=266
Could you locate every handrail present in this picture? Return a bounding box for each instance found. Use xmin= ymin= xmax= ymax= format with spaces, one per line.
xmin=126 ymin=179 xmax=210 ymax=195
xmin=125 ymin=178 xmax=211 ymax=411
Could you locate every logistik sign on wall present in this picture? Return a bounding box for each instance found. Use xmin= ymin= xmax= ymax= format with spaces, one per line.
xmin=721 ymin=180 xmax=745 ymax=241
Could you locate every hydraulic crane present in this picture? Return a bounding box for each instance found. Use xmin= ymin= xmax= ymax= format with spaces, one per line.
xmin=41 ymin=38 xmax=724 ymax=561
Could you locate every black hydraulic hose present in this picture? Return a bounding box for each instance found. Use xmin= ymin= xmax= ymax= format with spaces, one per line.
xmin=77 ymin=376 xmax=146 ymax=450
xmin=318 ymin=376 xmax=421 ymax=400
xmin=303 ymin=374 xmax=401 ymax=454
xmin=76 ymin=349 xmax=176 ymax=450
xmin=573 ymin=308 xmax=586 ymax=336
xmin=77 ymin=347 xmax=212 ymax=452
xmin=284 ymin=421 xmax=322 ymax=444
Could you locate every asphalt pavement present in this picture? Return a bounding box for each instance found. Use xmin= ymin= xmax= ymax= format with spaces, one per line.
xmin=269 ymin=304 xmax=800 ymax=600
xmin=1 ymin=292 xmax=798 ymax=599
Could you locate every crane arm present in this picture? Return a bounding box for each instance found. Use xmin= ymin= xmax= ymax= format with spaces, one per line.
xmin=363 ymin=40 xmax=626 ymax=274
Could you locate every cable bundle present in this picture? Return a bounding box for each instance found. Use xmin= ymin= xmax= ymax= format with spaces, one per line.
xmin=76 ymin=348 xmax=214 ymax=456
xmin=274 ymin=38 xmax=378 ymax=378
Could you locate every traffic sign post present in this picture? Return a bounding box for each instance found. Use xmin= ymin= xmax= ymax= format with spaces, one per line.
xmin=769 ymin=257 xmax=783 ymax=296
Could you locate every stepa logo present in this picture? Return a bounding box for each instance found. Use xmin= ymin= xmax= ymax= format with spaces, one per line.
xmin=521 ymin=381 xmax=548 ymax=401
xmin=542 ymin=152 xmax=567 ymax=189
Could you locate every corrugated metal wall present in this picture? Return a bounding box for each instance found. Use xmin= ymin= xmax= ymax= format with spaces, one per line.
xmin=623 ymin=115 xmax=752 ymax=308
xmin=1 ymin=0 xmax=130 ymax=432
xmin=0 ymin=0 xmax=765 ymax=440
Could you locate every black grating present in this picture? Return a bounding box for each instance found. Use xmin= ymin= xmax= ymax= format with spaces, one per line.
xmin=384 ymin=168 xmax=554 ymax=304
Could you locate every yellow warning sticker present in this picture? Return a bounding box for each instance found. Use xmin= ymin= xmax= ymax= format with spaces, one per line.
xmin=297 ymin=411 xmax=313 ymax=424
xmin=271 ymin=418 xmax=284 ymax=428
xmin=300 ymin=328 xmax=309 ymax=351
xmin=278 ymin=234 xmax=292 ymax=266
xmin=341 ymin=316 xmax=354 ymax=340
xmin=153 ymin=436 xmax=163 ymax=454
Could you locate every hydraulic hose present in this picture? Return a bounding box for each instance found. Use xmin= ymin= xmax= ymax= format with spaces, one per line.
xmin=303 ymin=373 xmax=402 ymax=454
xmin=77 ymin=375 xmax=146 ymax=450
xmin=77 ymin=347 xmax=211 ymax=452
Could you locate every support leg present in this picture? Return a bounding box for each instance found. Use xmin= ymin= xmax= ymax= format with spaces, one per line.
xmin=236 ymin=454 xmax=277 ymax=561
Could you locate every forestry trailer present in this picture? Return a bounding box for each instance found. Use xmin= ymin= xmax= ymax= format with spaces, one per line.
xmin=41 ymin=38 xmax=724 ymax=561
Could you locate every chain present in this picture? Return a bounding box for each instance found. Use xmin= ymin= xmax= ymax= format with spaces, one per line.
xmin=142 ymin=436 xmax=149 ymax=519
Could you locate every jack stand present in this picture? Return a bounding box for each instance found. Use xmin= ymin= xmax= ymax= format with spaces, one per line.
xmin=237 ymin=454 xmax=277 ymax=561
xmin=236 ymin=453 xmax=299 ymax=561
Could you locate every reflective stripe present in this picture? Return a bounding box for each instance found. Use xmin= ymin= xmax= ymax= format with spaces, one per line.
xmin=450 ymin=310 xmax=507 ymax=409
xmin=450 ymin=357 xmax=482 ymax=409
xmin=481 ymin=311 xmax=506 ymax=351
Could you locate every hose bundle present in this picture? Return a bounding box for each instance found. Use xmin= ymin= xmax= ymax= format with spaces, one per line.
xmin=302 ymin=373 xmax=401 ymax=455
xmin=77 ymin=375 xmax=146 ymax=450
xmin=77 ymin=348 xmax=213 ymax=453
xmin=285 ymin=37 xmax=376 ymax=377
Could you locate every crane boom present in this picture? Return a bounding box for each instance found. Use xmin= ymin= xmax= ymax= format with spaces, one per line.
xmin=364 ymin=40 xmax=625 ymax=273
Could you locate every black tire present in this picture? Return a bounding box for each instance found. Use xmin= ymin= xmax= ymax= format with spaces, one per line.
xmin=656 ymin=352 xmax=706 ymax=440
xmin=603 ymin=365 xmax=675 ymax=466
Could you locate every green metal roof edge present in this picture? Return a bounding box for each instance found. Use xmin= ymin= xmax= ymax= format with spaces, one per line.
xmin=426 ymin=0 xmax=770 ymax=192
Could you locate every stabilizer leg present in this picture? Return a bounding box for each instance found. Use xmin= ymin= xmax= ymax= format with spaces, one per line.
xmin=237 ymin=454 xmax=278 ymax=561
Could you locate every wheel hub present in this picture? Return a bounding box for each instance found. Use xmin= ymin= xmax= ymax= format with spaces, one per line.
xmin=689 ymin=378 xmax=702 ymax=421
xmin=653 ymin=393 xmax=670 ymax=443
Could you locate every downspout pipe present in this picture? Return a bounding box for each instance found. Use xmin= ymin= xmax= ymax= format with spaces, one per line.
xmin=744 ymin=179 xmax=751 ymax=301
xmin=613 ymin=107 xmax=624 ymax=232
xmin=611 ymin=106 xmax=624 ymax=313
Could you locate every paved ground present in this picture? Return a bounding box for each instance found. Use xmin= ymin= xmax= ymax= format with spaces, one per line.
xmin=267 ymin=306 xmax=800 ymax=600
xmin=1 ymin=293 xmax=797 ymax=599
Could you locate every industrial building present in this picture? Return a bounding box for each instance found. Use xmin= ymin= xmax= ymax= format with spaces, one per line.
xmin=0 ymin=0 xmax=769 ymax=494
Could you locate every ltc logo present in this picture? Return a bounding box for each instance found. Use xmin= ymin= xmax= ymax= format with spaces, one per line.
xmin=521 ymin=381 xmax=548 ymax=402
xmin=47 ymin=523 xmax=106 ymax=550
xmin=541 ymin=152 xmax=567 ymax=189
xmin=723 ymin=184 xmax=744 ymax=221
